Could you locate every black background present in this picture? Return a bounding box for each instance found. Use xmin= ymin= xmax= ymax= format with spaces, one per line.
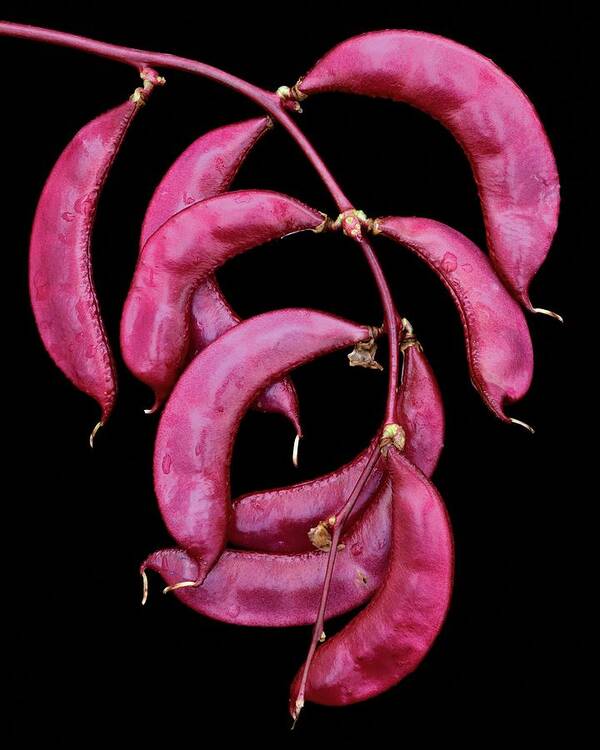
xmin=2 ymin=3 xmax=589 ymax=744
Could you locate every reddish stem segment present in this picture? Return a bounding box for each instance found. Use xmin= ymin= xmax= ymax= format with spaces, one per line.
xmin=357 ymin=237 xmax=399 ymax=425
xmin=0 ymin=20 xmax=399 ymax=421
xmin=0 ymin=22 xmax=349 ymax=208
xmin=292 ymin=443 xmax=382 ymax=720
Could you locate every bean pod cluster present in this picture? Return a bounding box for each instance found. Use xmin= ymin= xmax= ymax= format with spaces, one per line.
xmin=8 ymin=23 xmax=560 ymax=719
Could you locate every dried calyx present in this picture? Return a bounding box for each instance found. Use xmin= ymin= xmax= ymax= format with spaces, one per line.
xmin=348 ymin=325 xmax=384 ymax=370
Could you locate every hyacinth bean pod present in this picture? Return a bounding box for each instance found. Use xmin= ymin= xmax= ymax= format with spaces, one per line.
xmin=121 ymin=190 xmax=324 ymax=409
xmin=378 ymin=217 xmax=534 ymax=424
xmin=230 ymin=444 xmax=382 ymax=553
xmin=229 ymin=320 xmax=444 ymax=553
xmin=29 ymin=71 xmax=162 ymax=441
xmin=142 ymin=478 xmax=391 ymax=626
xmin=140 ymin=118 xmax=271 ymax=244
xmin=138 ymin=117 xmax=300 ymax=426
xmin=296 ymin=30 xmax=559 ymax=309
xmin=396 ymin=323 xmax=445 ymax=476
xmin=153 ymin=308 xmax=375 ymax=583
xmin=290 ymin=447 xmax=454 ymax=713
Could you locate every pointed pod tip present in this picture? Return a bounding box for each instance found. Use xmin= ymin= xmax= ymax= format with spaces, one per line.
xmin=509 ymin=418 xmax=535 ymax=434
xmin=292 ymin=433 xmax=301 ymax=468
xmin=532 ymin=307 xmax=564 ymax=324
xmin=290 ymin=698 xmax=304 ymax=729
xmin=144 ymin=397 xmax=160 ymax=415
xmin=162 ymin=580 xmax=200 ymax=595
xmin=89 ymin=420 xmax=103 ymax=448
xmin=141 ymin=569 xmax=148 ymax=606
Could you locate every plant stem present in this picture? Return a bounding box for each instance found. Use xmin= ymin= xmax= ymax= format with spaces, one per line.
xmin=291 ymin=440 xmax=384 ymax=720
xmin=291 ymin=240 xmax=400 ymax=719
xmin=0 ymin=20 xmax=398 ymax=416
xmin=0 ymin=22 xmax=351 ymax=207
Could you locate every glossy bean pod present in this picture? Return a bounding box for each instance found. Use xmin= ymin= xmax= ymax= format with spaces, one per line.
xmin=378 ymin=217 xmax=533 ymax=423
xmin=140 ymin=118 xmax=271 ymax=244
xmin=121 ymin=190 xmax=324 ymax=409
xmin=142 ymin=478 xmax=391 ymax=626
xmin=297 ymin=30 xmax=559 ymax=308
xmin=290 ymin=447 xmax=454 ymax=712
xmin=154 ymin=308 xmax=374 ymax=582
xmin=138 ymin=118 xmax=299 ymax=425
xmin=30 ymin=73 xmax=160 ymax=436
xmin=395 ymin=325 xmax=445 ymax=475
xmin=229 ymin=322 xmax=444 ymax=553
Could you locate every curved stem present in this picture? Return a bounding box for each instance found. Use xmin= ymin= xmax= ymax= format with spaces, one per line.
xmin=0 ymin=19 xmax=398 ymax=417
xmin=292 ymin=442 xmax=383 ymax=720
xmin=357 ymin=237 xmax=399 ymax=424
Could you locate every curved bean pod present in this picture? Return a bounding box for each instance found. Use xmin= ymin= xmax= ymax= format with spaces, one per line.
xmin=396 ymin=320 xmax=445 ymax=475
xmin=140 ymin=118 xmax=271 ymax=244
xmin=139 ymin=116 xmax=299 ymax=426
xmin=154 ymin=308 xmax=374 ymax=582
xmin=188 ymin=276 xmax=299 ymax=428
xmin=30 ymin=73 xmax=161 ymax=437
xmin=121 ymin=190 xmax=324 ymax=408
xmin=290 ymin=447 xmax=454 ymax=713
xmin=142 ymin=478 xmax=391 ymax=627
xmin=229 ymin=321 xmax=444 ymax=553
xmin=378 ymin=217 xmax=533 ymax=423
xmin=296 ymin=30 xmax=559 ymax=308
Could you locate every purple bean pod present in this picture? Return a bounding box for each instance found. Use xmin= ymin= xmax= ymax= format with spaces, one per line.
xmin=121 ymin=190 xmax=324 ymax=410
xmin=153 ymin=308 xmax=376 ymax=583
xmin=378 ymin=216 xmax=534 ymax=425
xmin=296 ymin=30 xmax=560 ymax=310
xmin=229 ymin=319 xmax=444 ymax=552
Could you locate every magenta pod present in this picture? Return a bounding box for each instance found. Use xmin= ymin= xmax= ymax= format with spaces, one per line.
xmin=229 ymin=320 xmax=444 ymax=553
xmin=121 ymin=190 xmax=324 ymax=410
xmin=140 ymin=118 xmax=271 ymax=244
xmin=138 ymin=117 xmax=299 ymax=425
xmin=142 ymin=478 xmax=391 ymax=626
xmin=188 ymin=278 xmax=300 ymax=427
xmin=290 ymin=447 xmax=454 ymax=713
xmin=153 ymin=308 xmax=375 ymax=583
xmin=378 ymin=217 xmax=534 ymax=424
xmin=29 ymin=73 xmax=161 ymax=440
xmin=297 ymin=30 xmax=559 ymax=309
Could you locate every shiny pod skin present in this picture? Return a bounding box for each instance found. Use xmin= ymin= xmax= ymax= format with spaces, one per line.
xmin=297 ymin=30 xmax=559 ymax=308
xmin=121 ymin=190 xmax=324 ymax=409
xmin=396 ymin=330 xmax=446 ymax=474
xmin=154 ymin=308 xmax=374 ymax=583
xmin=140 ymin=118 xmax=271 ymax=244
xmin=139 ymin=117 xmax=299 ymax=425
xmin=229 ymin=328 xmax=444 ymax=553
xmin=378 ymin=216 xmax=533 ymax=422
xmin=142 ymin=479 xmax=391 ymax=627
xmin=30 ymin=95 xmax=147 ymax=429
xmin=290 ymin=448 xmax=454 ymax=711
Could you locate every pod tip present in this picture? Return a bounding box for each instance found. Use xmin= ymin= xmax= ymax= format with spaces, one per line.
xmin=162 ymin=580 xmax=199 ymax=595
xmin=292 ymin=433 xmax=301 ymax=468
xmin=533 ymin=307 xmax=564 ymax=324
xmin=290 ymin=698 xmax=304 ymax=729
xmin=141 ymin=569 xmax=148 ymax=606
xmin=89 ymin=420 xmax=103 ymax=448
xmin=509 ymin=418 xmax=535 ymax=434
xmin=144 ymin=400 xmax=159 ymax=415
